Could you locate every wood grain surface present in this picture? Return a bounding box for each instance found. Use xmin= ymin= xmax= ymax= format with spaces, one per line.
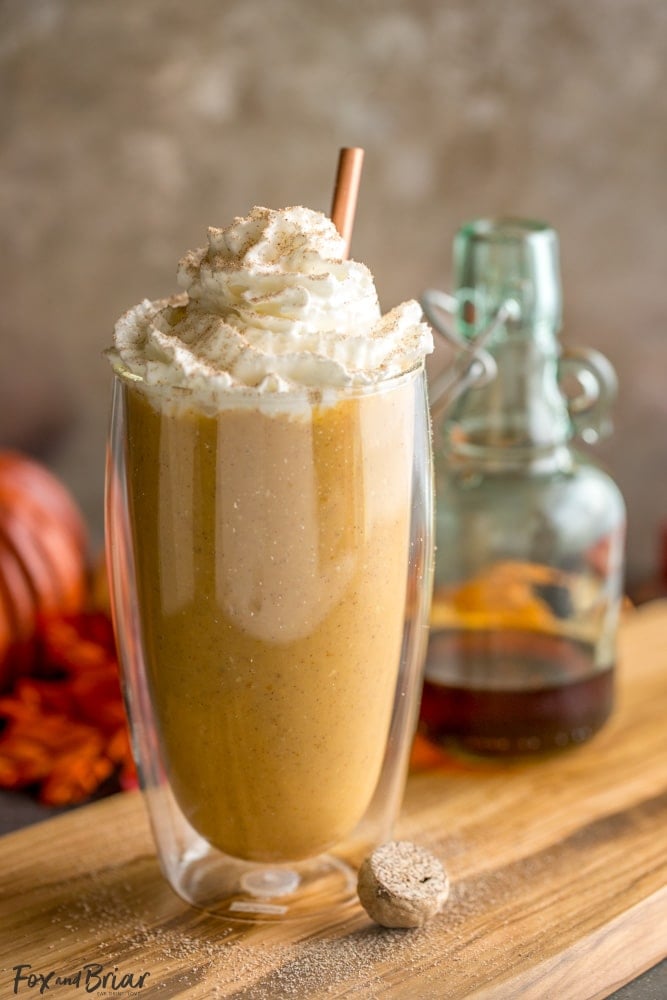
xmin=1 ymin=602 xmax=667 ymax=999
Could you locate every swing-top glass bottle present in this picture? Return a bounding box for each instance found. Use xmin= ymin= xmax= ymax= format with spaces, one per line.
xmin=421 ymin=218 xmax=626 ymax=755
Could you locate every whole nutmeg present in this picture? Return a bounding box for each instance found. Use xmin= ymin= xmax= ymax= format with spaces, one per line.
xmin=357 ymin=841 xmax=449 ymax=928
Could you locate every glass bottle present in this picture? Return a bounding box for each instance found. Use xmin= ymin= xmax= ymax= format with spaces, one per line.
xmin=420 ymin=218 xmax=626 ymax=755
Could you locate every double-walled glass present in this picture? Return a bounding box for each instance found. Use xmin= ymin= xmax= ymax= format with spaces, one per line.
xmin=105 ymin=363 xmax=433 ymax=920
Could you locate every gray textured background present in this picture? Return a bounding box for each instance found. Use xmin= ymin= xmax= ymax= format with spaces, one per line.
xmin=1 ymin=0 xmax=666 ymax=585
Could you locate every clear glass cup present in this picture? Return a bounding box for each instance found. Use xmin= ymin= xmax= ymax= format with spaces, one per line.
xmin=105 ymin=361 xmax=433 ymax=921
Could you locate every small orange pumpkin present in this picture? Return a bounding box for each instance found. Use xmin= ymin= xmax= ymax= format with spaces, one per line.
xmin=0 ymin=451 xmax=88 ymax=689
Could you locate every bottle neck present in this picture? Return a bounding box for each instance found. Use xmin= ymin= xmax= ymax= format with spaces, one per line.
xmin=440 ymin=322 xmax=572 ymax=467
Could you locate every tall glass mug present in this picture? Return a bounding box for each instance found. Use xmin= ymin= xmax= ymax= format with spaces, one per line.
xmin=105 ymin=360 xmax=433 ymax=920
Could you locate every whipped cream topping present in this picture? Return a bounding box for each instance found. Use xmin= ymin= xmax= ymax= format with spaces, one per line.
xmin=111 ymin=206 xmax=432 ymax=403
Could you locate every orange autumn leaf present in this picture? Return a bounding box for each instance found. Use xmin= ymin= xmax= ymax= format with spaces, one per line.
xmin=40 ymin=750 xmax=114 ymax=806
xmin=0 ymin=676 xmax=73 ymax=718
xmin=69 ymin=668 xmax=126 ymax=731
xmin=107 ymin=727 xmax=138 ymax=791
xmin=0 ymin=736 xmax=54 ymax=787
xmin=107 ymin=726 xmax=131 ymax=765
xmin=0 ymin=609 xmax=137 ymax=805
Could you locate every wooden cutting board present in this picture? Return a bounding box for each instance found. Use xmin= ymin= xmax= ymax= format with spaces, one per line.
xmin=2 ymin=602 xmax=667 ymax=999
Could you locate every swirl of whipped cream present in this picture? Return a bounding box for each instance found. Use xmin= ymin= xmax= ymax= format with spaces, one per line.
xmin=111 ymin=206 xmax=432 ymax=400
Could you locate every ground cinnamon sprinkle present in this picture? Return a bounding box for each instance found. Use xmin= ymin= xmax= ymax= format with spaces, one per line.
xmin=48 ymin=881 xmax=450 ymax=999
xmin=0 ymin=611 xmax=136 ymax=804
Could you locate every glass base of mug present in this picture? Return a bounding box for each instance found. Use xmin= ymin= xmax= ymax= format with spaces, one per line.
xmin=171 ymin=843 xmax=359 ymax=921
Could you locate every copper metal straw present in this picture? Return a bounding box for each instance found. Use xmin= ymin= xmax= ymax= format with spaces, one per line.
xmin=330 ymin=147 xmax=365 ymax=257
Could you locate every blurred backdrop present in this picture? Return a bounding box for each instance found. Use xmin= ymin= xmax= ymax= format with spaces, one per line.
xmin=1 ymin=0 xmax=666 ymax=587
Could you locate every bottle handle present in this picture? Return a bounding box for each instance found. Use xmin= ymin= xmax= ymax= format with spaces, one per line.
xmin=558 ymin=346 xmax=618 ymax=444
xmin=421 ymin=288 xmax=517 ymax=425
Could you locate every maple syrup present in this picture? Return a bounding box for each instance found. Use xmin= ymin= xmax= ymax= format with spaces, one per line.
xmin=420 ymin=628 xmax=614 ymax=754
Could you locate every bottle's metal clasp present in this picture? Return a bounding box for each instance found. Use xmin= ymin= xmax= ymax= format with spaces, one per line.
xmin=421 ymin=288 xmax=519 ymax=425
xmin=421 ymin=288 xmax=617 ymax=443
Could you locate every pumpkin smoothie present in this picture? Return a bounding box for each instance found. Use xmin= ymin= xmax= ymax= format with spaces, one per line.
xmin=109 ymin=206 xmax=433 ymax=863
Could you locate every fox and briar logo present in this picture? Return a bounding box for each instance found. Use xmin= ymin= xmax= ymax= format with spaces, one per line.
xmin=11 ymin=964 xmax=151 ymax=995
